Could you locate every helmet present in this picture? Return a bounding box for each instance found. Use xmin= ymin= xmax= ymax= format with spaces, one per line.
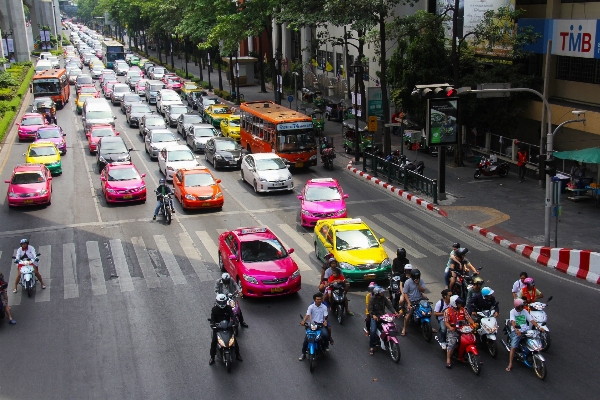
xmin=410 ymin=268 xmax=421 ymax=280
xmin=20 ymin=238 xmax=29 ymax=245
xmin=396 ymin=248 xmax=406 ymax=259
xmin=456 ymin=247 xmax=469 ymax=257
xmin=404 ymin=263 xmax=413 ymax=271
xmin=216 ymin=293 xmax=227 ymax=308
xmin=524 ymin=277 xmax=534 ymax=287
xmin=514 ymin=298 xmax=524 ymax=308
xmin=452 ymin=242 xmax=461 ymax=249
xmin=473 ymin=276 xmax=484 ymax=285
xmin=159 ymin=178 xmax=166 ymax=184
xmin=328 ymin=258 xmax=338 ymax=267
xmin=373 ymin=287 xmax=385 ymax=295
xmin=368 ymin=282 xmax=377 ymax=291
xmin=450 ymin=295 xmax=463 ymax=308
xmin=221 ymin=272 xmax=230 ymax=283
xmin=481 ymin=287 xmax=493 ymax=297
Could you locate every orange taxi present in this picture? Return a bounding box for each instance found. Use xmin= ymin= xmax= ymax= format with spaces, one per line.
xmin=172 ymin=167 xmax=224 ymax=210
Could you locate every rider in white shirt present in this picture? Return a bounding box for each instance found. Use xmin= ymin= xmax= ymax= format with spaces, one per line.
xmin=13 ymin=239 xmax=46 ymax=292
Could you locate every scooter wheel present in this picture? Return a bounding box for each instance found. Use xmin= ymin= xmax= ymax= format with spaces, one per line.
xmin=389 ymin=342 xmax=401 ymax=363
xmin=467 ymin=353 xmax=481 ymax=375
xmin=309 ymin=355 xmax=315 ymax=373
xmin=474 ymin=170 xmax=481 ymax=179
xmin=487 ymin=340 xmax=498 ymax=358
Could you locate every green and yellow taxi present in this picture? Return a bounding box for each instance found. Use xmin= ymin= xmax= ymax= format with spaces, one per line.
xmin=205 ymin=104 xmax=233 ymax=128
xmin=76 ymin=93 xmax=95 ymax=114
xmin=220 ymin=114 xmax=241 ymax=141
xmin=129 ymin=56 xmax=140 ymax=66
xmin=314 ymin=218 xmax=390 ymax=283
xmin=25 ymin=141 xmax=62 ymax=175
xmin=138 ymin=58 xmax=149 ymax=68
xmin=181 ymin=83 xmax=203 ymax=101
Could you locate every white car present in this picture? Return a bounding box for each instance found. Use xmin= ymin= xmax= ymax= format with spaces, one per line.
xmin=240 ymin=153 xmax=294 ymax=193
xmin=48 ymin=56 xmax=60 ymax=68
xmin=145 ymin=129 xmax=179 ymax=159
xmin=115 ymin=62 xmax=130 ymax=76
xmin=156 ymin=89 xmax=184 ymax=116
xmin=157 ymin=145 xmax=200 ymax=181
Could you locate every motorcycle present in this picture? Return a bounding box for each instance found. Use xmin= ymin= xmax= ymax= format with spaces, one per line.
xmin=363 ymin=313 xmax=401 ymax=363
xmin=300 ymin=314 xmax=327 ymax=373
xmin=208 ymin=319 xmax=237 ymax=373
xmin=407 ymin=299 xmax=434 ymax=342
xmin=475 ymin=307 xmax=499 ymax=358
xmin=474 ymin=157 xmax=509 ymax=179
xmin=328 ymin=282 xmax=346 ymax=324
xmin=451 ymin=267 xmax=482 ymax=300
xmin=501 ymin=325 xmax=547 ymax=380
xmin=226 ymin=292 xmax=242 ymax=336
xmin=12 ymin=254 xmax=40 ymax=298
xmin=437 ymin=322 xmax=481 ymax=375
xmin=387 ymin=274 xmax=402 ymax=311
xmin=155 ymin=192 xmax=173 ymax=225
xmin=529 ymin=296 xmax=552 ymax=351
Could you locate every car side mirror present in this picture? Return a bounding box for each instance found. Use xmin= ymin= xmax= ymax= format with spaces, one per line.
xmin=85 ymin=133 xmax=90 ymax=138
xmin=379 ymin=238 xmax=386 ymax=244
xmin=22 ymin=153 xmax=26 ymax=156
xmin=228 ymin=254 xmax=237 ymax=261
xmin=116 ymin=132 xmax=120 ymax=136
xmin=297 ymin=195 xmax=303 ymax=200
xmin=141 ymin=173 xmax=146 ymax=178
xmin=343 ymin=194 xmax=349 ymax=199
xmin=128 ymin=148 xmax=133 ymax=152
xmin=100 ymin=176 xmax=106 ymax=181
xmin=63 ymin=133 xmax=67 ymax=137
xmin=324 ymin=243 xmax=332 ymax=249
xmin=288 ymin=248 xmax=295 ymax=254
xmin=4 ymin=180 xmax=10 ymax=183
xmin=114 ymin=116 xmax=117 ymax=120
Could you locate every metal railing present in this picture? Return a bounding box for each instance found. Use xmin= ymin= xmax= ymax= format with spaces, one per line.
xmin=362 ymin=152 xmax=438 ymax=204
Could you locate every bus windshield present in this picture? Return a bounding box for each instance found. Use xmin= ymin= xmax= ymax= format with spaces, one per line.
xmin=276 ymin=129 xmax=317 ymax=153
xmin=33 ymin=80 xmax=60 ymax=96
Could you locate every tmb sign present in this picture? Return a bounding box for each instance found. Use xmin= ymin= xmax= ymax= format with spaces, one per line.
xmin=552 ymin=20 xmax=600 ymax=58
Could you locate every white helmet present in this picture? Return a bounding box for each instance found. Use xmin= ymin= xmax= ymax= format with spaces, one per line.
xmin=216 ymin=293 xmax=227 ymax=308
xmin=449 ymin=295 xmax=459 ymax=308
xmin=221 ymin=272 xmax=230 ymax=283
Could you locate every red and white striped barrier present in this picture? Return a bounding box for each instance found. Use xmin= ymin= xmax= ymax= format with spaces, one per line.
xmin=346 ymin=161 xmax=448 ymax=217
xmin=469 ymin=225 xmax=600 ymax=284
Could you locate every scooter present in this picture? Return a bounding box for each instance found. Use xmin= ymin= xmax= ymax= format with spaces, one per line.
xmin=387 ymin=275 xmax=402 ymax=311
xmin=474 ymin=157 xmax=509 ymax=179
xmin=501 ymin=325 xmax=547 ymax=380
xmin=456 ymin=323 xmax=482 ymax=375
xmin=321 ymin=147 xmax=335 ymax=171
xmin=12 ymin=254 xmax=40 ymax=298
xmin=451 ymin=268 xmax=482 ymax=300
xmin=300 ymin=314 xmax=327 ymax=373
xmin=476 ymin=307 xmax=499 ymax=358
xmin=208 ymin=319 xmax=237 ymax=373
xmin=529 ymin=296 xmax=552 ymax=351
xmin=408 ymin=299 xmax=434 ymax=342
xmin=328 ymin=282 xmax=346 ymax=324
xmin=363 ymin=313 xmax=401 ymax=363
xmin=156 ymin=192 xmax=173 ymax=225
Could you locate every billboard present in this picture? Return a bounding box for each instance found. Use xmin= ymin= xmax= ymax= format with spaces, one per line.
xmin=427 ymin=98 xmax=458 ymax=146
xmin=520 ymin=19 xmax=600 ymax=59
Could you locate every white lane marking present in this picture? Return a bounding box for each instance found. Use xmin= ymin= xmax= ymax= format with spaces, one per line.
xmin=153 ymin=235 xmax=186 ymax=285
xmin=358 ymin=216 xmax=426 ymax=258
xmin=8 ymin=249 xmax=20 ymax=306
xmin=409 ymin=211 xmax=491 ymax=251
xmin=178 ymin=232 xmax=212 ymax=282
xmin=109 ymin=239 xmax=134 ymax=292
xmin=195 ymin=231 xmax=219 ymax=268
xmin=131 ymin=237 xmax=160 ymax=289
xmin=35 ymin=245 xmax=51 ymax=302
xmin=277 ymin=224 xmax=314 ymax=255
xmin=373 ymin=214 xmax=446 ymax=256
xmin=394 ymin=212 xmax=474 ymax=253
xmin=63 ymin=243 xmax=79 ymax=299
xmin=86 ymin=241 xmax=107 ymax=295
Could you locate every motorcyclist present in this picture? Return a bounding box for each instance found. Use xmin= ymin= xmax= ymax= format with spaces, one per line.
xmin=0 ymin=273 xmax=16 ymax=325
xmin=401 ymin=268 xmax=428 ymax=336
xmin=324 ymin=267 xmax=353 ymax=315
xmin=318 ymin=256 xmax=337 ymax=293
xmin=368 ymin=287 xmax=402 ymax=356
xmin=465 ymin=276 xmax=484 ymax=306
xmin=214 ymin=273 xmax=248 ymax=328
xmin=448 ymin=248 xmax=479 ymax=294
xmin=391 ymin=248 xmax=409 ymax=276
xmin=299 ymin=292 xmax=331 ymax=360
xmin=394 ymin=263 xmax=413 ymax=312
xmin=512 ymin=272 xmax=528 ymax=299
xmin=467 ymin=286 xmax=499 ymax=319
xmin=434 ymin=289 xmax=452 ymax=349
xmin=13 ymin=239 xmax=46 ymax=292
xmin=152 ymin=178 xmax=175 ymax=220
xmin=364 ymin=282 xmax=377 ymax=336
xmin=444 ymin=243 xmax=461 ymax=288
xmin=209 ymin=293 xmax=243 ymax=365
xmin=444 ymin=295 xmax=474 ymax=368
xmin=517 ymin=277 xmax=543 ymax=308
xmin=506 ymin=298 xmax=543 ymax=372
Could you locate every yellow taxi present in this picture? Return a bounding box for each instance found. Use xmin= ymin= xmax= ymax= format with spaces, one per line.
xmin=181 ymin=83 xmax=203 ymax=101
xmin=313 ymin=218 xmax=390 ymax=283
xmin=76 ymin=93 xmax=96 ymax=114
xmin=89 ymin=60 xmax=105 ymax=70
xmin=24 ymin=141 xmax=62 ymax=175
xmin=139 ymin=58 xmax=150 ymax=68
xmin=220 ymin=114 xmax=241 ymax=141
xmin=205 ymin=104 xmax=232 ymax=128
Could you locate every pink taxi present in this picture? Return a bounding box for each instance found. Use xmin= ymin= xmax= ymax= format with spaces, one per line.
xmin=218 ymin=227 xmax=301 ymax=297
xmin=165 ymin=76 xmax=182 ymax=92
xmin=100 ymin=161 xmax=147 ymax=203
xmin=5 ymin=164 xmax=52 ymax=207
xmin=297 ymin=178 xmax=348 ymax=227
xmin=17 ymin=113 xmax=47 ymax=141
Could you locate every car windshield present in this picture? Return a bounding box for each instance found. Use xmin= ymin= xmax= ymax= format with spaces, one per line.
xmin=216 ymin=141 xmax=240 ymax=151
xmin=305 ymin=186 xmax=341 ymax=201
xmin=240 ymin=239 xmax=287 ymax=262
xmin=37 ymin=128 xmax=61 ymax=139
xmin=184 ymin=173 xmax=216 ymax=187
xmin=255 ymin=158 xmax=286 ymax=171
xmin=194 ymin=128 xmax=216 ymax=138
xmin=190 ymin=92 xmax=202 ymax=99
xmin=29 ymin=146 xmax=57 ymax=157
xmin=203 ymin=99 xmax=216 ymax=107
xmin=91 ymin=128 xmax=115 ymax=137
xmin=146 ymin=119 xmax=165 ymax=127
xmin=130 ymin=105 xmax=151 ymax=113
xmin=167 ymin=80 xmax=180 ymax=85
xmin=335 ymin=229 xmax=379 ymax=251
xmin=101 ymin=141 xmax=127 ymax=153
xmin=12 ymin=172 xmax=45 ymax=184
xmin=184 ymin=115 xmax=203 ymax=124
xmin=123 ymin=95 xmax=140 ymax=102
xmin=113 ymin=86 xmax=129 ymax=93
xmin=153 ymin=133 xmax=175 ymax=142
xmin=168 ymin=150 xmax=195 ymax=161
xmin=129 ymin=76 xmax=141 ymax=83
xmin=22 ymin=116 xmax=44 ymax=126
xmin=228 ymin=118 xmax=240 ymax=127
xmin=87 ymin=111 xmax=113 ymax=119
xmin=107 ymin=167 xmax=139 ymax=181
xmin=161 ymin=93 xmax=180 ymax=101
xmin=77 ymin=76 xmax=93 ymax=84
xmin=277 ymin=130 xmax=317 ymax=153
xmin=154 ymin=68 xmax=166 ymax=74
xmin=211 ymin=107 xmax=229 ymax=114
xmin=170 ymin=106 xmax=187 ymax=114
xmin=80 ymin=87 xmax=97 ymax=94
xmin=70 ymin=70 xmax=82 ymax=76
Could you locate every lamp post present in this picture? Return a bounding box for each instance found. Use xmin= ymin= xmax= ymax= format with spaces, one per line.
xmin=292 ymin=71 xmax=298 ymax=110
xmin=352 ymin=60 xmax=363 ymax=163
xmin=2 ymin=29 xmax=13 ymax=62
xmin=235 ymin=52 xmax=241 ymax=105
xmin=207 ymin=52 xmax=212 ymax=90
xmin=275 ymin=48 xmax=282 ymax=105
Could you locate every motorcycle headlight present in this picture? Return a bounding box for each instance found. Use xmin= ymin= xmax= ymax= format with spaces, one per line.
xmin=243 ymin=274 xmax=258 ymax=284
xmin=228 ymin=336 xmax=235 ymax=346
xmin=214 ymin=192 xmax=223 ymax=199
xmin=380 ymin=258 xmax=391 ymax=268
xmin=217 ymin=337 xmax=226 ymax=347
xmin=291 ymin=269 xmax=300 ymax=280
xmin=309 ymin=155 xmax=317 ymax=160
xmin=339 ymin=262 xmax=356 ymax=271
xmin=185 ymin=194 xmax=195 ymax=200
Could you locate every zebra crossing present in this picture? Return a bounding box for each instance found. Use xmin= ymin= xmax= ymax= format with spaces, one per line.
xmin=3 ymin=213 xmax=491 ymax=306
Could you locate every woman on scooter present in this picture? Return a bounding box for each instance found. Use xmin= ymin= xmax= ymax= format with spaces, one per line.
xmin=13 ymin=239 xmax=46 ymax=292
xmin=517 ymin=277 xmax=543 ymax=309
xmin=444 ymin=295 xmax=474 ymax=368
xmin=448 ymin=248 xmax=479 ymax=295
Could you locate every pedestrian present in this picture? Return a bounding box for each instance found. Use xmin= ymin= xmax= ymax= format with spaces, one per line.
xmin=517 ymin=146 xmax=527 ymax=182
xmin=391 ymin=109 xmax=403 ymax=135
xmin=0 ymin=273 xmax=17 ymax=325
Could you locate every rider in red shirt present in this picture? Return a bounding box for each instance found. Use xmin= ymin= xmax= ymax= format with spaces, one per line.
xmin=444 ymin=295 xmax=474 ymax=368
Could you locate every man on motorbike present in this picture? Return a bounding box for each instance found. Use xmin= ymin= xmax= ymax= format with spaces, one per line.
xmin=0 ymin=273 xmax=16 ymax=324
xmin=401 ymin=269 xmax=428 ymax=336
xmin=324 ymin=268 xmax=353 ymax=315
xmin=444 ymin=295 xmax=474 ymax=368
xmin=444 ymin=243 xmax=461 ymax=288
xmin=512 ymin=272 xmax=528 ymax=299
xmin=434 ymin=289 xmax=452 ymax=349
xmin=209 ymin=293 xmax=243 ymax=365
xmin=448 ymin=248 xmax=479 ymax=295
xmin=467 ymin=287 xmax=499 ymax=319
xmin=319 ymin=258 xmax=353 ymax=315
xmin=394 ymin=263 xmax=413 ymax=312
xmin=391 ymin=248 xmax=409 ymax=276
xmin=214 ymin=273 xmax=248 ymax=328
xmin=152 ymin=178 xmax=175 ymax=220
xmin=13 ymin=239 xmax=46 ymax=292
xmin=365 ymin=282 xmax=377 ymax=336
xmin=368 ymin=287 xmax=402 ymax=356
xmin=517 ymin=277 xmax=543 ymax=307
xmin=299 ymin=292 xmax=331 ymax=360
xmin=506 ymin=298 xmax=543 ymax=372
xmin=466 ymin=276 xmax=484 ymax=306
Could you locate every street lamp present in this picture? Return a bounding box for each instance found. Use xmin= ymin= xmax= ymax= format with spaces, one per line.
xmin=352 ymin=60 xmax=363 ymax=163
xmin=1 ymin=29 xmax=13 ymax=39
xmin=275 ymin=48 xmax=282 ymax=105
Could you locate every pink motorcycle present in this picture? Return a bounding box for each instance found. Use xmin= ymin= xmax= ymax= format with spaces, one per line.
xmin=364 ymin=313 xmax=401 ymax=363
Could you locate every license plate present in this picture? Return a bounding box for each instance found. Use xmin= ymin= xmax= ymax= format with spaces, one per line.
xmin=295 ymin=162 xmax=304 ymax=168
xmin=202 ymin=202 xmax=211 ymax=206
xmin=230 ymin=161 xmax=237 ymax=164
xmin=364 ymin=273 xmax=376 ymax=280
xmin=23 ymin=200 xmax=33 ymax=204
xmin=123 ymin=194 xmax=133 ymax=199
xmin=271 ymin=287 xmax=283 ymax=293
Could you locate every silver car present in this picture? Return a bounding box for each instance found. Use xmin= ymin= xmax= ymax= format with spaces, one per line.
xmin=240 ymin=153 xmax=294 ymax=193
xmin=186 ymin=124 xmax=218 ymax=153
xmin=145 ymin=129 xmax=179 ymax=159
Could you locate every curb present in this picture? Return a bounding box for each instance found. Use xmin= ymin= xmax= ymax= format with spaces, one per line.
xmin=346 ymin=160 xmax=448 ymax=217
xmin=469 ymin=225 xmax=600 ymax=284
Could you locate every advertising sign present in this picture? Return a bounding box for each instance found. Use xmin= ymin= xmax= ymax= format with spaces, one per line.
xmin=552 ymin=19 xmax=600 ymax=58
xmin=427 ymin=98 xmax=458 ymax=146
xmin=7 ymin=39 xmax=14 ymax=53
xmin=367 ymin=87 xmax=383 ymax=118
xmin=277 ymin=121 xmax=313 ymax=131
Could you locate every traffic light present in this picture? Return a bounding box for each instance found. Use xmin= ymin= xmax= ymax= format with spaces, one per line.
xmin=545 ymin=156 xmax=557 ymax=176
xmin=412 ymin=84 xmax=456 ymax=99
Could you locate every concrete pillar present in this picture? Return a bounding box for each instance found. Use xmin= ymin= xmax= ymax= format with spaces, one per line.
xmin=546 ymin=0 xmax=561 ymax=19
xmin=0 ymin=0 xmax=10 ymax=34
xmin=302 ymin=26 xmax=311 ymax=69
xmin=282 ymin=23 xmax=292 ymax=67
xmin=52 ymin=0 xmax=61 ymax=46
xmin=40 ymin=0 xmax=56 ymax=37
xmin=247 ymin=36 xmax=253 ymax=53
xmin=6 ymin=0 xmax=30 ymax=62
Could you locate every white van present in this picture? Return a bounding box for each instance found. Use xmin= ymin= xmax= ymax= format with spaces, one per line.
xmin=35 ymin=60 xmax=52 ymax=72
xmin=82 ymin=98 xmax=116 ymax=133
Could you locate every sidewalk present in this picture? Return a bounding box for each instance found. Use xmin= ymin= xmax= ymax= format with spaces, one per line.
xmin=139 ymin=45 xmax=600 ymax=252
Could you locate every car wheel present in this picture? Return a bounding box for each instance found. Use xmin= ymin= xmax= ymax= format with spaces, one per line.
xmin=241 ymin=169 xmax=245 ymax=182
xmin=218 ymin=252 xmax=225 ymax=272
xmin=253 ymin=180 xmax=258 ymax=193
xmin=145 ymin=146 xmax=149 ymax=154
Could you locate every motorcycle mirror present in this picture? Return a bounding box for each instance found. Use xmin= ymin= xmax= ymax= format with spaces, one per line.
xmin=36 ymin=253 xmax=41 ymax=256
xmin=288 ymin=248 xmax=295 ymax=254
xmin=547 ymin=296 xmax=553 ymax=302
xmin=297 ymin=195 xmax=303 ymax=200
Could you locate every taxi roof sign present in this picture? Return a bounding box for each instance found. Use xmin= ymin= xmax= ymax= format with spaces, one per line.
xmin=240 ymin=227 xmax=268 ymax=234
xmin=310 ymin=178 xmax=335 ymax=183
xmin=333 ymin=218 xmax=362 ymax=225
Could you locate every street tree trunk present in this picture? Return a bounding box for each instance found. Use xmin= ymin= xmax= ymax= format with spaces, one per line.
xmin=451 ymin=0 xmax=464 ymax=167
xmin=258 ymin=33 xmax=267 ymax=93
xmin=379 ymin=13 xmax=390 ymax=156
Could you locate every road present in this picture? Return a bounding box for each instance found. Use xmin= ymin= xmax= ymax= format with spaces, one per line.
xmin=0 ymin=54 xmax=598 ymax=399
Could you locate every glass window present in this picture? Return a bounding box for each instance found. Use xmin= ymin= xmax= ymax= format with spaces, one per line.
xmin=255 ymin=157 xmax=286 ymax=171
xmin=12 ymin=172 xmax=45 ymax=184
xmin=167 ymin=149 xmax=195 ymax=161
xmin=240 ymin=239 xmax=287 ymax=262
xmin=152 ymin=132 xmax=175 ymax=142
xmin=335 ymin=229 xmax=379 ymax=251
xmin=91 ymin=128 xmax=115 ymax=137
xmin=216 ymin=140 xmax=240 ymax=151
xmin=305 ymin=186 xmax=341 ymax=201
xmin=29 ymin=146 xmax=57 ymax=157
xmin=107 ymin=167 xmax=140 ymax=181
xmin=184 ymin=173 xmax=216 ymax=187
xmin=193 ymin=128 xmax=217 ymax=138
xmin=37 ymin=128 xmax=62 ymax=139
xmin=22 ymin=116 xmax=45 ymax=126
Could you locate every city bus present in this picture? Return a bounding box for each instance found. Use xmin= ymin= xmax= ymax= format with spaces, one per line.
xmin=239 ymin=101 xmax=318 ymax=168
xmin=31 ymin=69 xmax=70 ymax=109
xmin=101 ymin=40 xmax=125 ymax=68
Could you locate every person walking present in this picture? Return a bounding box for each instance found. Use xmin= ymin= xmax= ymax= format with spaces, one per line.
xmin=517 ymin=147 xmax=527 ymax=182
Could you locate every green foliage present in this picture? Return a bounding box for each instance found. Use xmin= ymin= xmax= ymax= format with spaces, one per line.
xmin=214 ymin=89 xmax=230 ymax=100
xmin=0 ymin=71 xmax=20 ymax=89
xmin=62 ymin=34 xmax=72 ymax=45
xmin=0 ymin=110 xmax=16 ymax=142
xmin=0 ymin=88 xmax=15 ymax=100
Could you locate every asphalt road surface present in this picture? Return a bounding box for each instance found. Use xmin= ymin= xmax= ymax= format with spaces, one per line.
xmin=0 ymin=58 xmax=599 ymax=400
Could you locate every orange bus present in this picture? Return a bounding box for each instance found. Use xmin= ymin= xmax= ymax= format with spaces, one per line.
xmin=31 ymin=69 xmax=70 ymax=109
xmin=239 ymin=101 xmax=318 ymax=168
